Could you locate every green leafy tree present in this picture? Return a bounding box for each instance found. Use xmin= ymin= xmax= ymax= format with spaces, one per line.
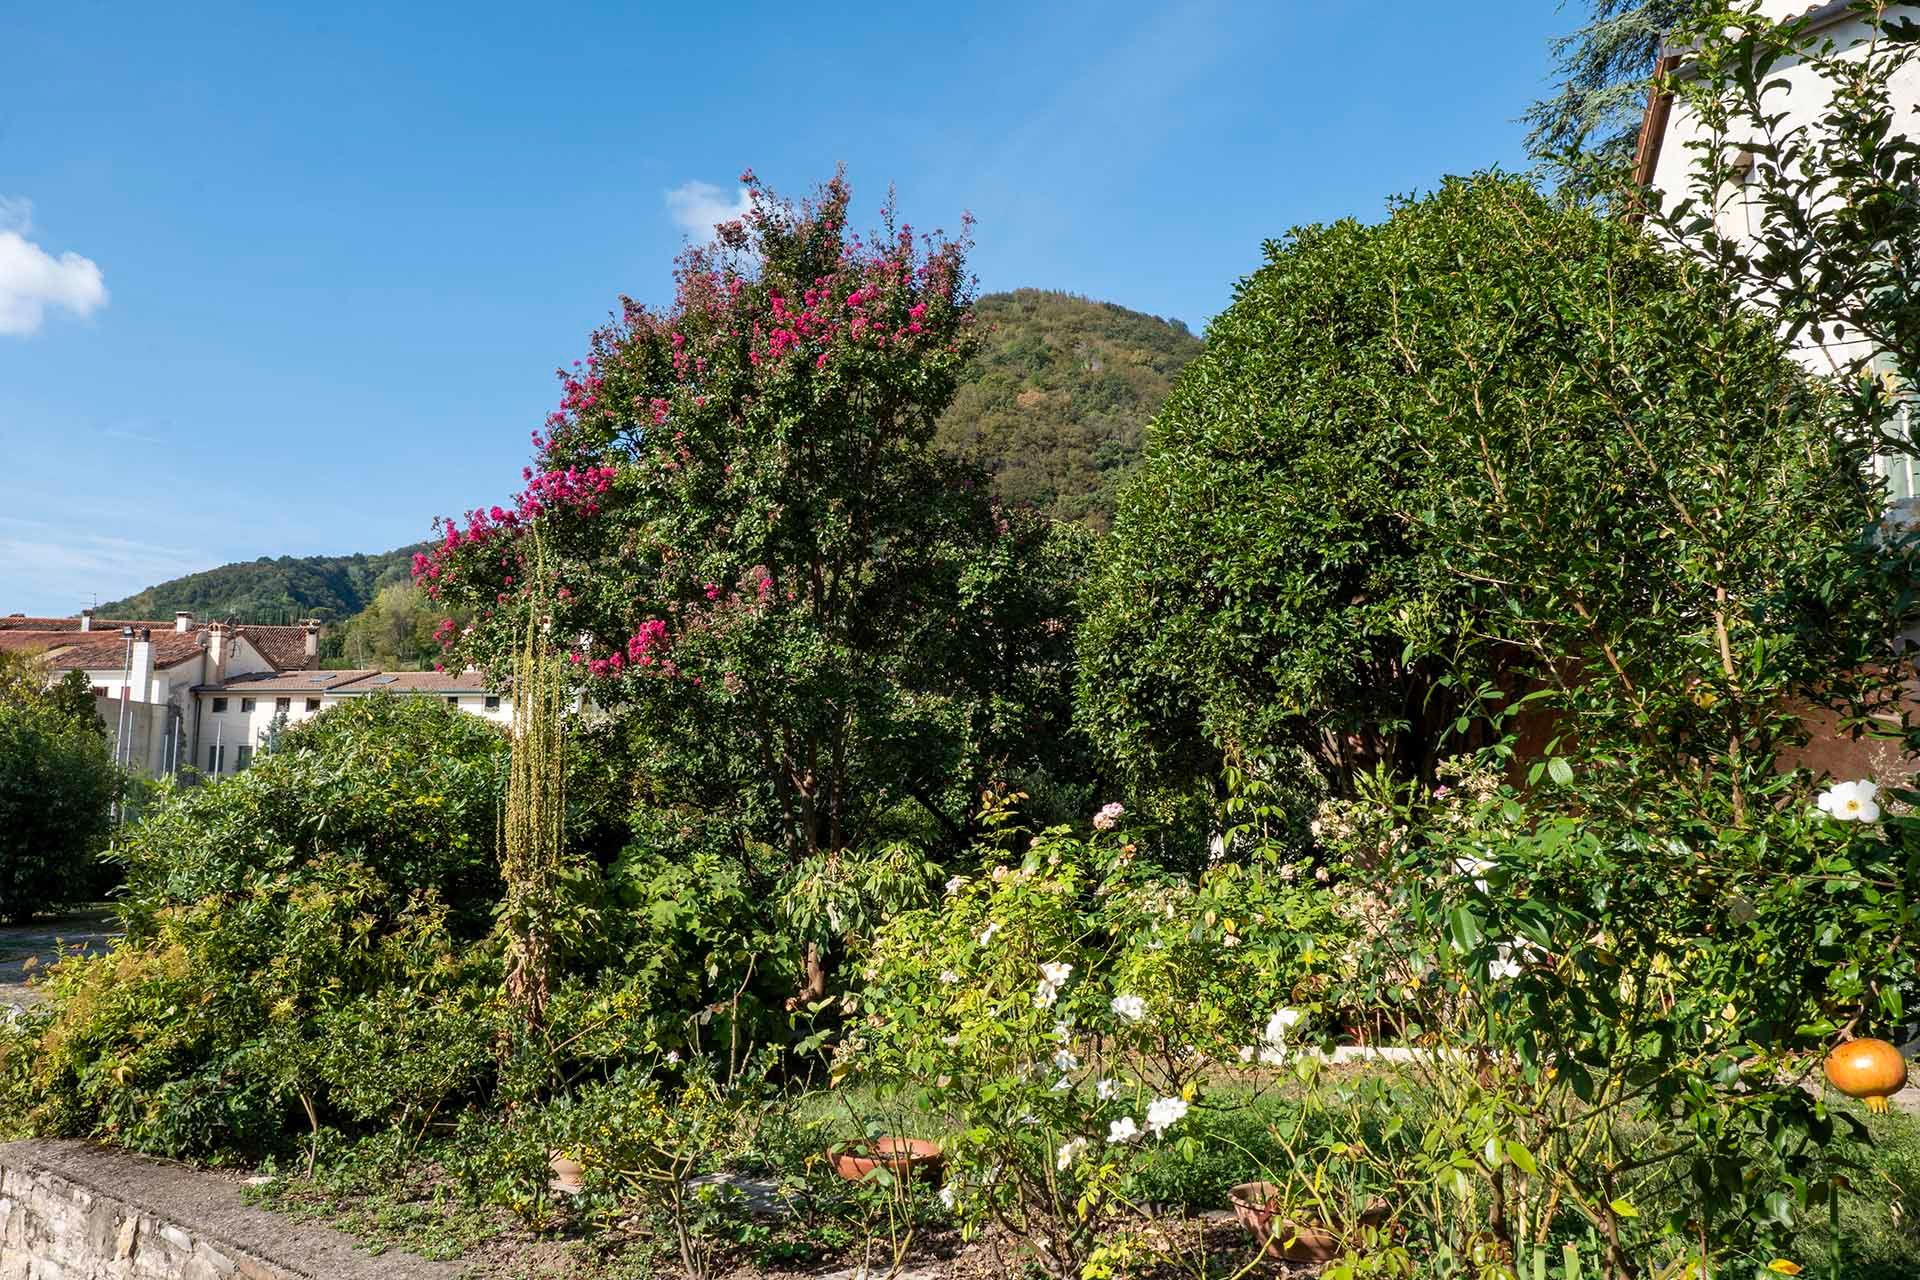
xmin=1078 ymin=174 xmax=1894 ymax=818
xmin=422 ymin=171 xmax=1091 ymax=1003
xmin=0 ymin=653 xmax=117 ymax=923
xmin=328 ymin=581 xmax=454 ymax=669
xmin=1526 ymin=0 xmax=1703 ymax=181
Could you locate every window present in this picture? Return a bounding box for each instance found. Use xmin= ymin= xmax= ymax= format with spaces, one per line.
xmin=240 ymin=697 xmax=256 ymax=713
xmin=306 ymin=698 xmax=321 ymax=712
xmin=236 ymin=745 xmax=252 ymax=770
xmin=211 ymin=697 xmax=228 ymax=714
xmin=207 ymin=745 xmax=225 ymax=774
xmin=275 ymin=697 xmax=291 ymax=713
xmin=447 ymin=695 xmax=460 ymax=705
xmin=91 ymin=685 xmax=107 ymax=698
xmin=484 ymin=695 xmax=501 ymax=711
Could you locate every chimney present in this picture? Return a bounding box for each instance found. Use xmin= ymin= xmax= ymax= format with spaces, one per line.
xmin=303 ymin=619 xmax=321 ymax=662
xmin=175 ymin=610 xmax=194 ymax=633
xmin=206 ymin=623 xmax=228 ymax=686
xmin=129 ymin=628 xmax=154 ymax=704
xmin=79 ymin=609 xmax=93 ymax=633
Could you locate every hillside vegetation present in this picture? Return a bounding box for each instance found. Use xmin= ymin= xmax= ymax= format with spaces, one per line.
xmin=100 ymin=545 xmax=425 ymax=624
xmin=936 ymin=289 xmax=1201 ymax=525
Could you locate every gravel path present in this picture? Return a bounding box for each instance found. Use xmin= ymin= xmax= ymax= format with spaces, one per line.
xmin=0 ymin=907 xmax=119 ymax=1020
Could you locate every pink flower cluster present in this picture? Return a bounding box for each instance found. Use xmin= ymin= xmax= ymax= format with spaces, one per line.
xmin=574 ymin=618 xmax=672 ymax=678
xmin=517 ymin=465 xmax=616 ymax=521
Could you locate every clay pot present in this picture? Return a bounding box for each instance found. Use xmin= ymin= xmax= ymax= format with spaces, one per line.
xmin=1229 ymin=1181 xmax=1385 ymax=1262
xmin=1826 ymin=1038 xmax=1910 ymax=1112
xmin=548 ymin=1151 xmax=585 ymax=1195
xmin=828 ymin=1137 xmax=944 ymax=1183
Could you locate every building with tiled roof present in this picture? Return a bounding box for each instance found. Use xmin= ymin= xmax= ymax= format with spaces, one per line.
xmin=0 ymin=610 xmax=329 ymax=778
xmin=190 ymin=666 xmax=510 ymax=775
xmin=3 ymin=607 xmax=514 ymax=781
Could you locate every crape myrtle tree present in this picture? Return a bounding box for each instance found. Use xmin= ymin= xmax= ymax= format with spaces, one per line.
xmin=420 ymin=171 xmax=1088 ymax=1004
xmin=1078 ymin=174 xmax=1901 ymax=821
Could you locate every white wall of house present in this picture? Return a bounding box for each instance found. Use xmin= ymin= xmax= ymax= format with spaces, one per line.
xmin=190 ymin=686 xmax=512 ymax=779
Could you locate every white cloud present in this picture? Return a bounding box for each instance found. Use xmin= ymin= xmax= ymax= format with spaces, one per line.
xmin=664 ymin=180 xmax=751 ymax=241
xmin=0 ymin=197 xmax=108 ymax=337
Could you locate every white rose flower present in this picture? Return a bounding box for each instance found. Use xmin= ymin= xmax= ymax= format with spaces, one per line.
xmin=945 ymin=875 xmax=967 ymax=896
xmin=939 ymin=1184 xmax=957 ymax=1209
xmin=1145 ymin=1096 xmax=1189 ymax=1136
xmin=978 ymin=921 xmax=999 ymax=946
xmin=1110 ymin=994 xmax=1147 ymax=1024
xmin=1096 ymin=1078 xmax=1119 ymax=1100
xmin=1051 ymin=1019 xmax=1073 ymax=1041
xmin=1056 ymin=1136 xmax=1090 ymax=1170
xmin=664 ymin=1050 xmax=681 ymax=1065
xmin=1051 ymin=1075 xmax=1072 ymax=1092
xmin=1817 ymin=779 xmax=1882 ymax=823
xmin=1053 ymin=1047 xmax=1080 ymax=1072
xmin=1033 ymin=980 xmax=1059 ymax=1009
xmin=1237 ymin=1045 xmax=1257 ymax=1063
xmin=939 ymin=970 xmax=960 ymax=984
xmin=1107 ymin=1116 xmax=1141 ymax=1144
xmin=1093 ymin=802 xmax=1125 ymax=831
xmin=1039 ymin=961 xmax=1074 ymax=986
xmin=1488 ymin=941 xmax=1525 ymax=982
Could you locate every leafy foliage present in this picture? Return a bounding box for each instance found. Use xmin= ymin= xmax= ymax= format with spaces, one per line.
xmin=100 ymin=543 xmax=428 ymax=624
xmin=934 ymin=289 xmax=1200 ymax=527
xmin=0 ymin=693 xmax=509 ymax=1160
xmin=1526 ymin=0 xmax=1703 ymax=179
xmin=422 ymin=172 xmax=1095 ymax=1002
xmin=1078 ymin=173 xmax=1888 ymax=811
xmin=324 ymin=582 xmax=453 ymax=669
xmin=0 ymin=652 xmax=118 ymax=922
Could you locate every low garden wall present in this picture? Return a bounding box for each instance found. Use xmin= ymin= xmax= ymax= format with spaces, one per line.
xmin=0 ymin=1140 xmax=458 ymax=1280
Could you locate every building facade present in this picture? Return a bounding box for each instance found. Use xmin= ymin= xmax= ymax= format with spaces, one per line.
xmin=0 ymin=611 xmax=510 ymax=781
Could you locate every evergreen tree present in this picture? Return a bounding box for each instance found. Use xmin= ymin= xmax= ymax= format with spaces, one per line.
xmin=1525 ymin=0 xmax=1701 ymax=177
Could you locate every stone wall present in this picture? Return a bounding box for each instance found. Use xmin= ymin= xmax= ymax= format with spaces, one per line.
xmin=0 ymin=1141 xmax=459 ymax=1280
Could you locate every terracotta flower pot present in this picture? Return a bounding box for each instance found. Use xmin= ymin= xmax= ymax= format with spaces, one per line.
xmin=1229 ymin=1181 xmax=1384 ymax=1262
xmin=828 ymin=1137 xmax=944 ymax=1183
xmin=548 ymin=1151 xmax=585 ymax=1195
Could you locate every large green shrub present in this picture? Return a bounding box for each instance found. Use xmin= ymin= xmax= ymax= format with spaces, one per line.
xmin=118 ymin=692 xmax=507 ymax=938
xmin=1078 ymin=174 xmax=1887 ymax=814
xmin=0 ymin=693 xmax=510 ymax=1160
xmin=0 ymin=656 xmax=118 ymax=923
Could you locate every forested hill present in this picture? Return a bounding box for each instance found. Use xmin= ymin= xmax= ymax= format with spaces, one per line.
xmin=936 ymin=289 xmax=1202 ymax=526
xmin=99 ymin=545 xmax=426 ymax=623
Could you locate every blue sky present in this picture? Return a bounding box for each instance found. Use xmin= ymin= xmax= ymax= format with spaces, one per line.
xmin=0 ymin=1 xmax=1574 ymax=617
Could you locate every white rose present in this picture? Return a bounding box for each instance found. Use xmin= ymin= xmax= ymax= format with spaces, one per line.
xmin=1817 ymin=779 xmax=1882 ymax=823
xmin=1039 ymin=961 xmax=1074 ymax=986
xmin=1096 ymin=1078 xmax=1119 ymax=1100
xmin=1107 ymin=1116 xmax=1141 ymax=1144
xmin=1145 ymin=1096 xmax=1189 ymax=1135
xmin=1110 ymin=994 xmax=1147 ymax=1024
xmin=1056 ymin=1136 xmax=1089 ymax=1170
